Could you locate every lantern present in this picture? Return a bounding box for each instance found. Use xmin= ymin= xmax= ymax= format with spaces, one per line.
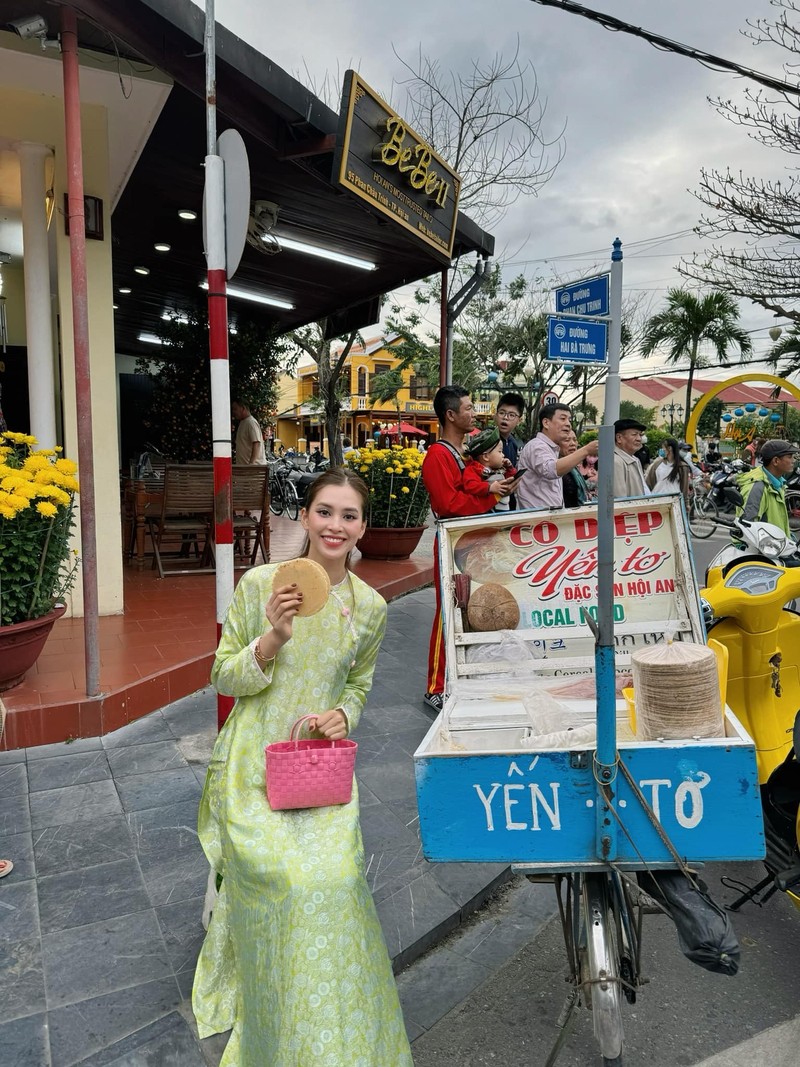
xmin=734 ymin=408 xmax=744 ymax=417
xmin=770 ymin=413 xmax=781 ymax=422
xmin=745 ymin=403 xmax=756 ymax=412
xmin=722 ymin=413 xmax=733 ymax=422
xmin=758 ymin=408 xmax=769 ymax=417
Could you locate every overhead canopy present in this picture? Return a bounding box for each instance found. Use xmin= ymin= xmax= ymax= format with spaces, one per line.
xmin=0 ymin=0 xmax=494 ymax=357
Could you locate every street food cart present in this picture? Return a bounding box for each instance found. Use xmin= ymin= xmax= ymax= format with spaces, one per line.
xmin=413 ymin=496 xmax=765 ymax=1065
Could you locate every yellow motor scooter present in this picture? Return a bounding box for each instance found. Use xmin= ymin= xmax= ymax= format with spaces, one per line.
xmin=702 ymin=559 xmax=800 ymax=910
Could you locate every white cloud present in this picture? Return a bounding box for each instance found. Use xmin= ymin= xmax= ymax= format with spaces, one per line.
xmin=193 ymin=0 xmax=792 ymax=369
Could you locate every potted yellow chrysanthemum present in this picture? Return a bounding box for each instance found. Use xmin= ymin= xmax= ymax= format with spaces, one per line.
xmin=344 ymin=443 xmax=430 ymax=559
xmin=0 ymin=431 xmax=80 ymax=691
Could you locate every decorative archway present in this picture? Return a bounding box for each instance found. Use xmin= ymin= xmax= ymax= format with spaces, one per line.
xmin=685 ymin=372 xmax=800 ymax=452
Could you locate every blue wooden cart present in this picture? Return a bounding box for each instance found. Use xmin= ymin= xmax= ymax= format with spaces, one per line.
xmin=413 ymin=496 xmax=765 ymax=1065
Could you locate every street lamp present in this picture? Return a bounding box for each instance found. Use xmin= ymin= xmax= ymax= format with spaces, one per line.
xmin=661 ymin=402 xmax=683 ymax=434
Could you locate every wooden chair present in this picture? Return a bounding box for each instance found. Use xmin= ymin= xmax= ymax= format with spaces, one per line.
xmin=232 ymin=465 xmax=271 ymax=567
xmin=147 ymin=464 xmax=215 ymax=578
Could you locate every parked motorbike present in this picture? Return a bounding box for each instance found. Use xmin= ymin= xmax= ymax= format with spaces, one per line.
xmin=701 ymin=548 xmax=800 ymax=911
xmin=707 ymin=460 xmax=748 ymax=515
xmin=705 ymin=516 xmax=800 ymax=583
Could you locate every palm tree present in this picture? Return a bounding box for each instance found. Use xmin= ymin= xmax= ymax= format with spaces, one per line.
xmin=370 ymin=369 xmax=406 ymax=439
xmin=640 ymin=289 xmax=752 ymax=423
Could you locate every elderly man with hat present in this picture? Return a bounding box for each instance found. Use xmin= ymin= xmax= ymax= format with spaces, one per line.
xmin=737 ymin=439 xmax=800 ymax=538
xmin=613 ymin=418 xmax=651 ymax=498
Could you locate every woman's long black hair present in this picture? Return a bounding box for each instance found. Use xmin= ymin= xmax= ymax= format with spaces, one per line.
xmin=661 ymin=437 xmax=683 ymax=484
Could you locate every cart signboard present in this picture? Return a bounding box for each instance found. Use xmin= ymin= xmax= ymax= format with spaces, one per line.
xmin=413 ymin=499 xmax=765 ymax=867
xmin=445 ymin=498 xmax=696 ymax=668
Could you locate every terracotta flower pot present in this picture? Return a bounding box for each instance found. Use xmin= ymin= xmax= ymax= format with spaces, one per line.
xmin=0 ymin=604 xmax=67 ymax=692
xmin=356 ymin=526 xmax=426 ymax=561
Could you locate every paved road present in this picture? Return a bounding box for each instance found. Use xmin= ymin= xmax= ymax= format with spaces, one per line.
xmin=409 ymin=863 xmax=800 ymax=1066
xmin=406 ymin=528 xmax=800 ymax=1066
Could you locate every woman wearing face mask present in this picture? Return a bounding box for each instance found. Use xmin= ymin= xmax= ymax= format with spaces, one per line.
xmin=644 ymin=437 xmax=690 ymax=503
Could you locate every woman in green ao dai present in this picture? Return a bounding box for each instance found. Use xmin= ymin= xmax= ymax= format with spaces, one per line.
xmin=192 ymin=469 xmax=413 ymax=1066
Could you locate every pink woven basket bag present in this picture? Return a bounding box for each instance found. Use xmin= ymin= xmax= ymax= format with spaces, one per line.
xmin=265 ymin=713 xmax=357 ymax=811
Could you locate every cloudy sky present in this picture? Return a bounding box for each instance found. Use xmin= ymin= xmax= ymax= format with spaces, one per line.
xmin=194 ymin=0 xmax=790 ymax=375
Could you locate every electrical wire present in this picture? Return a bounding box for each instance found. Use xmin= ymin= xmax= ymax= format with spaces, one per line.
xmin=527 ymin=0 xmax=800 ymax=96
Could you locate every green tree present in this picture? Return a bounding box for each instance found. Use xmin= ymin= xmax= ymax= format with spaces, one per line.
xmin=136 ymin=309 xmax=287 ymax=462
xmin=640 ymin=289 xmax=752 ymax=425
xmin=288 ymin=324 xmax=360 ymax=467
xmin=369 ymin=368 xmax=406 ymax=433
xmin=696 ymin=398 xmax=724 ymax=439
xmin=617 ymin=400 xmax=656 ymax=426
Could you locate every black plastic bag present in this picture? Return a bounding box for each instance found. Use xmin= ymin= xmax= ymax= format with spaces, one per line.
xmin=640 ymin=870 xmax=740 ymax=976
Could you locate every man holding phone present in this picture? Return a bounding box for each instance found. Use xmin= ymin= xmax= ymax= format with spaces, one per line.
xmin=516 ymin=402 xmax=599 ymax=510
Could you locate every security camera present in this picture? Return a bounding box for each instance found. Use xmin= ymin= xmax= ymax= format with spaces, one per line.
xmin=8 ymin=14 xmax=49 ymax=41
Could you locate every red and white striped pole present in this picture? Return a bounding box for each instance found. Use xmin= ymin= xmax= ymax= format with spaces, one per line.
xmin=205 ymin=1 xmax=234 ymax=728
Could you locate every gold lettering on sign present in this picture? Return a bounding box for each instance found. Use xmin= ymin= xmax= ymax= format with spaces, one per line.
xmin=374 ymin=117 xmax=451 ymax=209
xmin=722 ymin=423 xmax=757 ymax=444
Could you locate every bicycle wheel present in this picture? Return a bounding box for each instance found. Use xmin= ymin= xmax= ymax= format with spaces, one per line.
xmin=269 ymin=478 xmax=284 ymax=516
xmin=582 ymin=873 xmax=624 ymax=1064
xmin=688 ymin=498 xmax=716 ymax=539
xmin=282 ymin=479 xmax=299 ymax=521
xmin=786 ymin=491 xmax=800 ymax=534
xmin=695 ymin=492 xmax=719 ymax=522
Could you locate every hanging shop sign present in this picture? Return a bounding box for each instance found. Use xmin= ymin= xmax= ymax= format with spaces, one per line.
xmin=333 ymin=70 xmax=462 ymax=263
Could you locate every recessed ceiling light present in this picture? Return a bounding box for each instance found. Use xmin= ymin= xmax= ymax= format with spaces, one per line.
xmin=178 ymin=209 xmax=197 ymax=220
xmin=138 ymin=333 xmax=162 ymax=344
xmin=154 ymin=243 xmax=171 ymax=252
xmin=199 ymin=281 xmax=294 ymax=310
xmin=269 ymin=234 xmax=376 ymax=271
xmin=118 ymin=287 xmax=132 ymax=294
xmin=134 ymin=266 xmax=150 ymax=276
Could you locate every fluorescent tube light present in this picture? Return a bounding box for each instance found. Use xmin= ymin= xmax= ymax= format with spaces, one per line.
xmin=199 ymin=282 xmax=294 ymax=310
xmin=268 ymin=234 xmax=376 ymax=271
xmin=138 ymin=333 xmax=163 ymax=344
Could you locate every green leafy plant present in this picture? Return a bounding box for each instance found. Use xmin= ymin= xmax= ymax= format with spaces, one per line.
xmin=345 ymin=445 xmax=430 ymax=528
xmin=135 ymin=308 xmax=288 ymax=462
xmin=0 ymin=432 xmax=79 ymax=626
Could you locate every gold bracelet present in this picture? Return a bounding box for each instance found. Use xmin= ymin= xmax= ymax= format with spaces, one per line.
xmin=254 ymin=638 xmax=271 ymax=670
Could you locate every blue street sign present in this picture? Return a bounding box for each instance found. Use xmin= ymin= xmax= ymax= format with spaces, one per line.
xmin=547 ymin=315 xmax=608 ymax=364
xmin=555 ymin=274 xmax=609 ymax=317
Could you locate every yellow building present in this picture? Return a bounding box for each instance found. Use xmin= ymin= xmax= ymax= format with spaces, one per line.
xmin=275 ymin=335 xmax=439 ymax=452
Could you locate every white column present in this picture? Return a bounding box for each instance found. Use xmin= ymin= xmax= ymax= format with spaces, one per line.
xmin=15 ymin=141 xmax=57 ymax=450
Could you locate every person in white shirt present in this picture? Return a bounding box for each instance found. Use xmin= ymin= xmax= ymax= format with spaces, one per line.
xmin=645 ymin=438 xmax=690 ymax=503
xmin=232 ymin=400 xmax=267 ymax=465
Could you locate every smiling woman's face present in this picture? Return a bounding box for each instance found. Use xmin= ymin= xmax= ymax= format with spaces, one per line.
xmin=301 ymin=485 xmax=366 ymax=571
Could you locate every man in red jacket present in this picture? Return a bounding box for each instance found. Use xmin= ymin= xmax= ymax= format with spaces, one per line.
xmin=421 ymin=386 xmax=517 ymax=711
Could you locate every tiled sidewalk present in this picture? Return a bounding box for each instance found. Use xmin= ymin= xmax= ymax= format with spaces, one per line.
xmin=0 ymin=587 xmax=520 ymax=1066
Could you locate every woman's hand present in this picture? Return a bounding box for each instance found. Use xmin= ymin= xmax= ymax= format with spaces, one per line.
xmin=309 ymin=708 xmax=348 ymax=740
xmin=261 ymin=582 xmax=303 ymax=654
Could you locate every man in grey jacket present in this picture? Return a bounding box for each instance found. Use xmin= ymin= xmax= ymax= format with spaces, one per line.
xmin=613 ymin=418 xmax=650 ymax=498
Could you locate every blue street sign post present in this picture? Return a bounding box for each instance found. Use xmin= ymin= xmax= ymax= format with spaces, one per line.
xmin=555 ymin=274 xmax=609 ymax=317
xmin=547 ymin=316 xmax=608 ymax=364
